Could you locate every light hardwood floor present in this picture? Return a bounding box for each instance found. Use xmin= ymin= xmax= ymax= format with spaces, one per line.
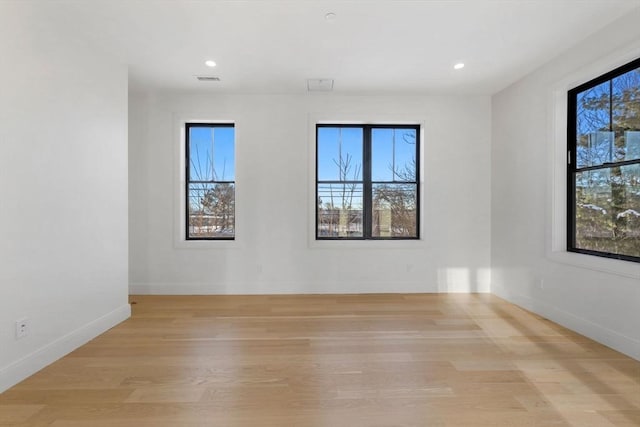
xmin=1 ymin=294 xmax=639 ymax=426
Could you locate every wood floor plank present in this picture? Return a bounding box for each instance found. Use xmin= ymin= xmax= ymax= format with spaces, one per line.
xmin=0 ymin=294 xmax=638 ymax=426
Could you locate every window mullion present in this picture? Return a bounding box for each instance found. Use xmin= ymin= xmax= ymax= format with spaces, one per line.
xmin=574 ymin=158 xmax=640 ymax=173
xmin=363 ymin=126 xmax=372 ymax=239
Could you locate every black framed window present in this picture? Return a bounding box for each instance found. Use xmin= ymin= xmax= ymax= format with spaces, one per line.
xmin=568 ymin=58 xmax=640 ymax=262
xmin=316 ymin=124 xmax=420 ymax=240
xmin=186 ymin=123 xmax=235 ymax=240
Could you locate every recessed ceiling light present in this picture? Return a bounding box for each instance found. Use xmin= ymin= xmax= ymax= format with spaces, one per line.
xmin=205 ymin=60 xmax=217 ymax=68
xmin=325 ymin=12 xmax=337 ymax=21
xmin=454 ymin=63 xmax=465 ymax=70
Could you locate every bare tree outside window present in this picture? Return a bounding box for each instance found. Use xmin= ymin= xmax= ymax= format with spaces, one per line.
xmin=317 ymin=127 xmax=363 ymax=237
xmin=372 ymin=130 xmax=417 ymax=237
xmin=186 ymin=124 xmax=235 ymax=239
xmin=317 ymin=125 xmax=419 ymax=240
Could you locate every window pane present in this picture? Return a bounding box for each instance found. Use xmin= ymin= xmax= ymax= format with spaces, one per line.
xmin=612 ymin=67 xmax=640 ymax=131
xmin=612 ymin=67 xmax=640 ymax=162
xmin=189 ymin=126 xmax=235 ymax=181
xmin=372 ymin=184 xmax=417 ymax=238
xmin=576 ymin=131 xmax=615 ymax=168
xmin=371 ymin=128 xmax=417 ymax=181
xmin=317 ymin=127 xmax=363 ymax=181
xmin=317 ymin=183 xmax=363 ymax=237
xmin=575 ymin=165 xmax=640 ymax=258
xmin=188 ymin=183 xmax=235 ymax=238
xmin=576 ymin=81 xmax=611 ymax=168
xmin=624 ymin=131 xmax=640 ymax=161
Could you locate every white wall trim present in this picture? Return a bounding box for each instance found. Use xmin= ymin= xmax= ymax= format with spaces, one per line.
xmin=0 ymin=304 xmax=131 ymax=393
xmin=129 ymin=281 xmax=485 ymax=295
xmin=493 ymin=287 xmax=640 ymax=361
xmin=172 ymin=113 xmax=241 ymax=249
xmin=546 ymin=41 xmax=640 ymax=279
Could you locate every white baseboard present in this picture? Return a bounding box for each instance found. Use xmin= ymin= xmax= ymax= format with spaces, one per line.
xmin=493 ymin=286 xmax=640 ymax=361
xmin=0 ymin=304 xmax=131 ymax=393
xmin=129 ymin=281 xmax=491 ymax=295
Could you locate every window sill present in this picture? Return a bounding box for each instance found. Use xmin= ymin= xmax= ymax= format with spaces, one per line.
xmin=309 ymin=238 xmax=425 ymax=250
xmin=174 ymin=239 xmax=241 ymax=250
xmin=547 ymin=250 xmax=640 ymax=279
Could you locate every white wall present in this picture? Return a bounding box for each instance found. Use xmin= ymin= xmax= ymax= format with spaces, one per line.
xmin=492 ymin=10 xmax=640 ymax=360
xmin=129 ymin=92 xmax=492 ymax=295
xmin=0 ymin=4 xmax=130 ymax=391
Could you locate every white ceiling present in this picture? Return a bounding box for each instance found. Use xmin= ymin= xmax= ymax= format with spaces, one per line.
xmin=6 ymin=0 xmax=640 ymax=95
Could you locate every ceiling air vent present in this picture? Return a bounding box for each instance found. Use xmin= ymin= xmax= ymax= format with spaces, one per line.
xmin=196 ymin=76 xmax=221 ymax=82
xmin=307 ymin=78 xmax=334 ymax=92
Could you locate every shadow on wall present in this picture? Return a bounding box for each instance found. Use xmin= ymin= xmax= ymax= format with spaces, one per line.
xmin=437 ymin=267 xmax=491 ymax=293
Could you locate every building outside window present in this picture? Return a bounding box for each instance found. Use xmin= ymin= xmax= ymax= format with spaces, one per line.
xmin=316 ymin=124 xmax=420 ymax=240
xmin=568 ymin=57 xmax=640 ymax=262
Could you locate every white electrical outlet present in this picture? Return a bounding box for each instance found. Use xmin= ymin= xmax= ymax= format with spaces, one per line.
xmin=15 ymin=318 xmax=29 ymax=339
